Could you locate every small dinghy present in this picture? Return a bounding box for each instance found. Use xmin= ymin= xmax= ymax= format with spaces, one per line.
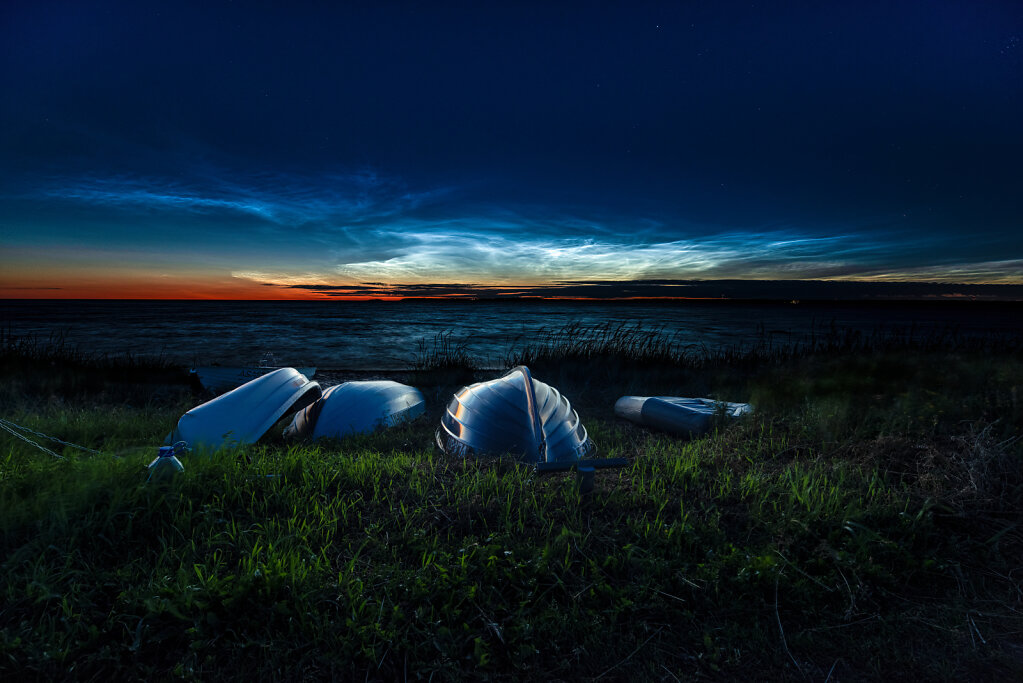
xmin=437 ymin=366 xmax=625 ymax=474
xmin=285 ymin=380 xmax=426 ymax=441
xmin=614 ymin=396 xmax=752 ymax=436
xmin=170 ymin=367 xmax=321 ymax=450
xmin=191 ymin=353 xmax=316 ymax=393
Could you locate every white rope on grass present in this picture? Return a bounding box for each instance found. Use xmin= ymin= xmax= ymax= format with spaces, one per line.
xmin=0 ymin=420 xmax=67 ymax=460
xmin=0 ymin=418 xmax=102 ymax=454
xmin=0 ymin=417 xmax=103 ymax=458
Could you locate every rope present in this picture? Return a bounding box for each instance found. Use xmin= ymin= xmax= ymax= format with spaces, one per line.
xmin=0 ymin=418 xmax=102 ymax=454
xmin=0 ymin=420 xmax=67 ymax=460
xmin=0 ymin=417 xmax=102 ymax=458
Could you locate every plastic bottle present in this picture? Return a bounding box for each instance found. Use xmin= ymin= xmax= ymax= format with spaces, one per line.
xmin=147 ymin=441 xmax=187 ymax=482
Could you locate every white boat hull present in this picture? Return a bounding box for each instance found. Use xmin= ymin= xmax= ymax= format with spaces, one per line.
xmin=436 ymin=366 xmax=594 ymax=464
xmin=286 ymin=380 xmax=426 ymax=441
xmin=172 ymin=368 xmax=321 ymax=450
xmin=614 ymin=396 xmax=752 ymax=435
xmin=191 ymin=366 xmax=316 ymax=393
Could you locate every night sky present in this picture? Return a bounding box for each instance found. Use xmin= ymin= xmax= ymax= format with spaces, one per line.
xmin=2 ymin=1 xmax=1021 ymax=299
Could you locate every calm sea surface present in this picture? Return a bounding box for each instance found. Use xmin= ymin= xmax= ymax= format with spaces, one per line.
xmin=2 ymin=300 xmax=1020 ymax=370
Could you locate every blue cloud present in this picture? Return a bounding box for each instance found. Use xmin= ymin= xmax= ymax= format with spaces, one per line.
xmin=19 ymin=168 xmax=449 ymax=226
xmin=8 ymin=167 xmax=1022 ymax=286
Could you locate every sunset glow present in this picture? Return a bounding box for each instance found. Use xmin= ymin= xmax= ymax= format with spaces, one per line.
xmin=2 ymin=2 xmax=1020 ymax=298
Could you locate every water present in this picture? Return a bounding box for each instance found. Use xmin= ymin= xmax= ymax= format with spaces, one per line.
xmin=2 ymin=300 xmax=1020 ymax=370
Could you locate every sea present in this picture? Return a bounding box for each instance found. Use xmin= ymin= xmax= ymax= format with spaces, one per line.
xmin=2 ymin=299 xmax=1021 ymax=371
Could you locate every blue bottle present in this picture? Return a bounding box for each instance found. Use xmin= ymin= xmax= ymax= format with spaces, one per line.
xmin=147 ymin=441 xmax=187 ymax=482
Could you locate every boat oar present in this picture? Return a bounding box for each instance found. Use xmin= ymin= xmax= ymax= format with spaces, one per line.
xmin=535 ymin=457 xmax=630 ymax=494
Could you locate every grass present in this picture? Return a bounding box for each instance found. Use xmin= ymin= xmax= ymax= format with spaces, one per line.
xmin=0 ymin=328 xmax=192 ymax=407
xmin=507 ymin=320 xmax=1022 ymax=369
xmin=1 ymin=330 xmax=1021 ymax=680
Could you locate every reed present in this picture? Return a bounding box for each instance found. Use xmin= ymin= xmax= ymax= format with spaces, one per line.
xmin=0 ymin=327 xmax=180 ymax=372
xmin=409 ymin=331 xmax=481 ymax=372
xmin=0 ymin=327 xmax=191 ymax=405
xmin=506 ymin=320 xmax=1023 ymax=370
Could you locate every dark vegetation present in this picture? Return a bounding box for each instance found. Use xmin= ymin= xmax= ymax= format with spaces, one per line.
xmin=1 ymin=326 xmax=1021 ymax=681
xmin=0 ymin=327 xmax=192 ymax=406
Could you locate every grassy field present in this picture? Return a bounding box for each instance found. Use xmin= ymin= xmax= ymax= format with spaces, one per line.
xmin=1 ymin=329 xmax=1021 ymax=680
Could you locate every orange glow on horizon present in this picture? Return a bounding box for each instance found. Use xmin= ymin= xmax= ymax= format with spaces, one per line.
xmin=0 ymin=272 xmax=319 ymax=300
xmin=523 ymin=295 xmax=727 ymax=301
xmin=2 ymin=266 xmax=736 ymax=300
xmin=0 ymin=287 xmax=731 ymax=301
xmin=0 ymin=283 xmax=327 ymax=300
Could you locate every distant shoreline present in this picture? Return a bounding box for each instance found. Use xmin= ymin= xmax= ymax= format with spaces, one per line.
xmin=4 ymin=278 xmax=1023 ymax=302
xmin=4 ymin=297 xmax=1023 ymax=306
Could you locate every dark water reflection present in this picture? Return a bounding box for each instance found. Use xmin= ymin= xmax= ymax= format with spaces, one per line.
xmin=3 ymin=300 xmax=1020 ymax=370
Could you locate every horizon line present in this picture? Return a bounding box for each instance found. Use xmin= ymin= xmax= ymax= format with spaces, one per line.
xmin=4 ymin=295 xmax=1023 ymax=304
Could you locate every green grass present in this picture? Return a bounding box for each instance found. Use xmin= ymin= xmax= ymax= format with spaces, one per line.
xmin=1 ymin=343 xmax=1022 ymax=680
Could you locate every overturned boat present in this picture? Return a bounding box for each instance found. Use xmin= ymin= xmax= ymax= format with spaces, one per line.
xmin=170 ymin=367 xmax=321 ymax=450
xmin=437 ymin=366 xmax=625 ymax=473
xmin=191 ymin=353 xmax=316 ymax=393
xmin=614 ymin=396 xmax=752 ymax=436
xmin=285 ymin=380 xmax=426 ymax=441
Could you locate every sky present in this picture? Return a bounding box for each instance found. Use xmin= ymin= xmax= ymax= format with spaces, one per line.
xmin=1 ymin=0 xmax=1021 ymax=299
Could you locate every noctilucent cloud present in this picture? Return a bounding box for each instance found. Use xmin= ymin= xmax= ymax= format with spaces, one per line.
xmin=1 ymin=1 xmax=1021 ymax=298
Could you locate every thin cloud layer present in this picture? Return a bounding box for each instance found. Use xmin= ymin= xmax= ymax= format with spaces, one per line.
xmin=19 ymin=169 xmax=446 ymax=226
xmin=6 ymin=167 xmax=1022 ymax=295
xmin=260 ymin=279 xmax=1023 ymax=301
